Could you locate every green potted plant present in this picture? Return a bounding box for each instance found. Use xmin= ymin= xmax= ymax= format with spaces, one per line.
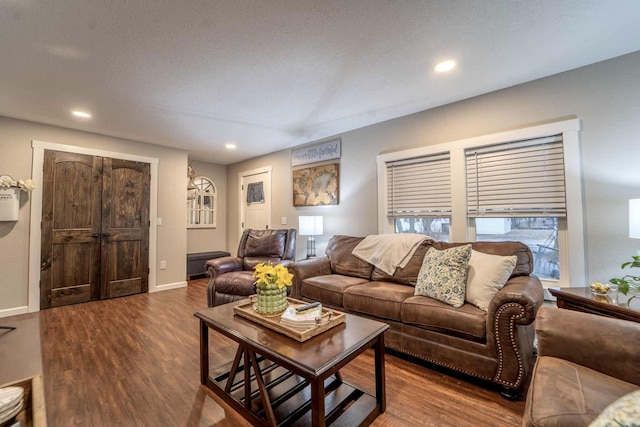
xmin=610 ymin=255 xmax=640 ymax=298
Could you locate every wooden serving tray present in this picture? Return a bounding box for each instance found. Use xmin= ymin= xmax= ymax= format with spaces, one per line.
xmin=233 ymin=297 xmax=346 ymax=342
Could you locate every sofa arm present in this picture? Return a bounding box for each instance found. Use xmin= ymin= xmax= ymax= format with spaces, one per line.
xmin=486 ymin=275 xmax=544 ymax=390
xmin=536 ymin=306 xmax=640 ymax=385
xmin=290 ymin=257 xmax=332 ymax=299
xmin=489 ymin=276 xmax=544 ymax=325
xmin=206 ymin=256 xmax=244 ymax=279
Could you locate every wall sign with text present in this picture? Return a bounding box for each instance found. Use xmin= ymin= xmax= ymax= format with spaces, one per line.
xmin=291 ymin=139 xmax=341 ymax=166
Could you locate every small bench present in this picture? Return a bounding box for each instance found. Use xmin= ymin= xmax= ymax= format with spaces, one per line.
xmin=187 ymin=251 xmax=230 ymax=280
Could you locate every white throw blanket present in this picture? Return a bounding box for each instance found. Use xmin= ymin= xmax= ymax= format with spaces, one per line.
xmin=352 ymin=233 xmax=432 ymax=275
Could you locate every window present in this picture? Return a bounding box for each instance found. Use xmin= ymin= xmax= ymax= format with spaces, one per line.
xmin=188 ymin=176 xmax=217 ymax=228
xmin=377 ymin=118 xmax=584 ymax=288
xmin=466 ymin=135 xmax=566 ymax=280
xmin=475 ymin=217 xmax=560 ymax=280
xmin=386 ymin=152 xmax=451 ymax=241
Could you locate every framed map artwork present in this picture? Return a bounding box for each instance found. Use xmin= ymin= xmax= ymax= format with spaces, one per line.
xmin=292 ymin=162 xmax=339 ymax=206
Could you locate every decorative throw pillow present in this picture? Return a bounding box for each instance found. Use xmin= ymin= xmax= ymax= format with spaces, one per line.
xmin=588 ymin=389 xmax=640 ymax=427
xmin=466 ymin=250 xmax=517 ymax=311
xmin=414 ymin=245 xmax=472 ymax=308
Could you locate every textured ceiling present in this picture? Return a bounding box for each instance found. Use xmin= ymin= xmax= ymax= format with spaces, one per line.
xmin=1 ymin=0 xmax=640 ymax=164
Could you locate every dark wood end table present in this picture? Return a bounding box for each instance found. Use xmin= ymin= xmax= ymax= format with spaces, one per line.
xmin=549 ymin=287 xmax=640 ymax=323
xmin=195 ymin=301 xmax=389 ymax=427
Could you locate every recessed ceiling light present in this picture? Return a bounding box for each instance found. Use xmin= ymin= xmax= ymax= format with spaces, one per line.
xmin=72 ymin=110 xmax=92 ymax=118
xmin=433 ymin=60 xmax=456 ymax=73
xmin=225 ymin=143 xmax=236 ymax=150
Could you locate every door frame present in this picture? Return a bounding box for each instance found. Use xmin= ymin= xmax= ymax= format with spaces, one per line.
xmin=239 ymin=166 xmax=272 ymax=241
xmin=28 ymin=140 xmax=159 ymax=313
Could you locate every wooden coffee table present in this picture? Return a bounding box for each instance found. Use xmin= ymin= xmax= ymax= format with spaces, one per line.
xmin=195 ymin=301 xmax=389 ymax=427
xmin=549 ymin=287 xmax=640 ymax=323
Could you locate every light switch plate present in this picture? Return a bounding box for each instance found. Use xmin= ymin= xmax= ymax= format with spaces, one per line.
xmin=281 ymin=216 xmax=287 ymax=225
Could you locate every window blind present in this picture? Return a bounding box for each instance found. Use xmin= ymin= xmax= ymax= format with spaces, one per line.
xmin=387 ymin=152 xmax=451 ymax=217
xmin=466 ymin=134 xmax=566 ymax=217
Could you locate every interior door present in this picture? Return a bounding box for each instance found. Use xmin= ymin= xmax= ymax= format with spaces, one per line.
xmin=41 ymin=151 xmax=103 ymax=308
xmin=241 ymin=168 xmax=271 ymax=233
xmin=101 ymin=158 xmax=150 ymax=298
xmin=40 ymin=151 xmax=150 ymax=308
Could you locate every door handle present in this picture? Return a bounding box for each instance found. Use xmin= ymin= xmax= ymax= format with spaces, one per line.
xmin=92 ymin=233 xmax=99 ymax=238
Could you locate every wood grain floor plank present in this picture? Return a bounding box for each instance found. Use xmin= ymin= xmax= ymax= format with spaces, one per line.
xmin=33 ymin=278 xmax=525 ymax=426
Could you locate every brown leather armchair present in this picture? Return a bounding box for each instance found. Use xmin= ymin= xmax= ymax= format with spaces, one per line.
xmin=206 ymin=229 xmax=297 ymax=307
xmin=522 ymin=307 xmax=640 ymax=426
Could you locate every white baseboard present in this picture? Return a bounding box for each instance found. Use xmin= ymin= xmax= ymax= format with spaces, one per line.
xmin=151 ymin=281 xmax=187 ymax=292
xmin=0 ymin=306 xmax=29 ymax=319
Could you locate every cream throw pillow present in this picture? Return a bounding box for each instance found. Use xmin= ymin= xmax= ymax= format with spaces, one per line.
xmin=466 ymin=250 xmax=517 ymax=311
xmin=415 ymin=245 xmax=472 ymax=308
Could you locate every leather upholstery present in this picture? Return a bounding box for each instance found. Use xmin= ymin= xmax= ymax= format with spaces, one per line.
xmin=290 ymin=234 xmax=544 ymax=397
xmin=325 ymin=235 xmax=374 ymax=279
xmin=522 ymin=307 xmax=640 ymax=426
xmin=206 ymin=228 xmax=296 ymax=307
xmin=370 ymin=239 xmax=435 ymax=285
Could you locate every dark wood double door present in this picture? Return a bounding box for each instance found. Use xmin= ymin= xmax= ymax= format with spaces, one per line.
xmin=40 ymin=150 xmax=150 ymax=309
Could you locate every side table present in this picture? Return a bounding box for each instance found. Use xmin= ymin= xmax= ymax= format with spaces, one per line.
xmin=549 ymin=287 xmax=640 ymax=323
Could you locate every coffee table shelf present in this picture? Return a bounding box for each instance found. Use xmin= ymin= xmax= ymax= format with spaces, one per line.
xmin=211 ymin=353 xmax=376 ymax=426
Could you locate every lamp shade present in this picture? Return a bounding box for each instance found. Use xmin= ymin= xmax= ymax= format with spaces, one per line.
xmin=299 ymin=216 xmax=323 ymax=236
xmin=630 ymin=199 xmax=640 ymax=239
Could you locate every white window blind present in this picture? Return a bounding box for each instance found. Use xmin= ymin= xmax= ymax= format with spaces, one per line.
xmin=466 ymin=134 xmax=566 ymax=217
xmin=387 ymin=152 xmax=451 ymax=217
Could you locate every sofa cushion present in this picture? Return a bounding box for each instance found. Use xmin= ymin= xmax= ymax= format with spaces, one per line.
xmin=414 ymin=245 xmax=472 ymax=308
xmin=589 ymin=389 xmax=640 ymax=427
xmin=401 ymin=295 xmax=486 ymax=341
xmin=344 ymin=282 xmax=415 ymax=322
xmin=466 ymin=250 xmax=517 ymax=311
xmin=371 ymin=239 xmax=435 ymax=286
xmin=300 ymin=274 xmax=369 ymax=308
xmin=325 ymin=235 xmax=374 ymax=279
xmin=435 ymin=241 xmax=533 ymax=277
xmin=523 ymin=356 xmax=638 ymax=427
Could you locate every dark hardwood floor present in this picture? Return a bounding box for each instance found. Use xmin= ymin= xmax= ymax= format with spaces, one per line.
xmin=25 ymin=279 xmax=525 ymax=426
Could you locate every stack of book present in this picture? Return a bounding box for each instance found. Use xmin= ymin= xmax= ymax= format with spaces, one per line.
xmin=280 ymin=303 xmax=325 ymax=331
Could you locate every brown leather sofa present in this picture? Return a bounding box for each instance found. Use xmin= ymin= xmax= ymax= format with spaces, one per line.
xmin=290 ymin=235 xmax=544 ymax=398
xmin=206 ymin=229 xmax=296 ymax=307
xmin=522 ymin=307 xmax=640 ymax=426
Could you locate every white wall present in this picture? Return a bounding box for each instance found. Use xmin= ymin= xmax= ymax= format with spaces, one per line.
xmin=0 ymin=117 xmax=189 ymax=315
xmin=227 ymin=51 xmax=640 ymax=284
xmin=186 ymin=159 xmax=228 ymax=254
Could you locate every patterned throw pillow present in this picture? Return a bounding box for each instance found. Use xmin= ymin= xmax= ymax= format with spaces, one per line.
xmin=414 ymin=245 xmax=472 ymax=308
xmin=466 ymin=250 xmax=517 ymax=311
xmin=589 ymin=389 xmax=640 ymax=427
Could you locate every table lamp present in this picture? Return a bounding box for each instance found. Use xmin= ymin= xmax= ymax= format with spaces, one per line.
xmin=299 ymin=216 xmax=323 ymax=258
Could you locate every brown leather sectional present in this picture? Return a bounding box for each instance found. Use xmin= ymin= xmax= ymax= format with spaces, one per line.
xmin=290 ymin=235 xmax=544 ymax=398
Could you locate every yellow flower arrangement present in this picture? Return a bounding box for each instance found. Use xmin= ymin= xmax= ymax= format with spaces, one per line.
xmin=253 ymin=261 xmax=293 ymax=289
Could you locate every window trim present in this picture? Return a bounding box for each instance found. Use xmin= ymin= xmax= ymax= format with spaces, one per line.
xmin=376 ymin=118 xmax=584 ymax=289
